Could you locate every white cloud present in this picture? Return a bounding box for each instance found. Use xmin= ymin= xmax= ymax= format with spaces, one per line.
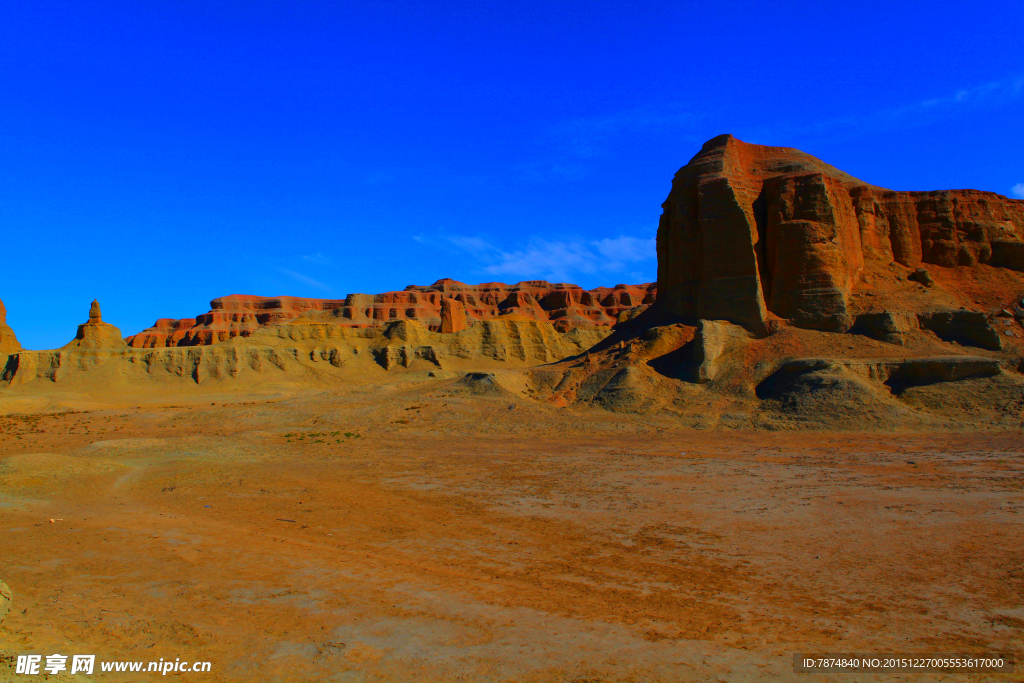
xmin=302 ymin=252 xmax=332 ymax=265
xmin=422 ymin=233 xmax=656 ymax=284
xmin=277 ymin=268 xmax=332 ymax=292
xmin=885 ymin=74 xmax=1024 ymax=119
xmin=481 ymin=240 xmax=598 ymax=282
xmin=592 ymin=236 xmax=657 ymax=263
xmin=445 ymin=235 xmax=497 ymax=253
xmin=747 ymin=72 xmax=1024 ymax=146
xmin=1012 ymin=183 xmax=1024 ymax=199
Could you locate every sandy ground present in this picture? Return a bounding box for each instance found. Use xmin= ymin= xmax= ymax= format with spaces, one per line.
xmin=0 ymin=378 xmax=1022 ymax=681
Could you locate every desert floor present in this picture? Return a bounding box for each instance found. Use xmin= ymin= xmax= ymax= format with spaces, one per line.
xmin=1 ymin=378 xmax=1022 ymax=682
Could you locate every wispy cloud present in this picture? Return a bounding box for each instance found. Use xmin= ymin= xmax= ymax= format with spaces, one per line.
xmin=277 ymin=268 xmax=332 ymax=292
xmin=417 ymin=233 xmax=656 ymax=283
xmin=1013 ymin=183 xmax=1024 ymax=199
xmin=592 ymin=236 xmax=658 ymax=263
xmin=749 ymin=73 xmax=1024 ymax=144
xmin=860 ymin=73 xmax=1023 ymax=123
xmin=302 ymin=252 xmax=332 ymax=265
xmin=524 ymin=72 xmax=1024 ymax=183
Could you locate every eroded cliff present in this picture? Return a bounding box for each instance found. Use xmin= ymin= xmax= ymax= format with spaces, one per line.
xmin=654 ymin=134 xmax=1024 ymax=333
xmin=0 ymin=299 xmax=20 ymax=355
xmin=127 ymin=279 xmax=656 ymax=347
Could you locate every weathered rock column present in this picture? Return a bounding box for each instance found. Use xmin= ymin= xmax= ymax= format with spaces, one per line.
xmin=0 ymin=298 xmax=22 ymax=354
xmin=440 ymin=297 xmax=468 ymax=333
xmin=64 ymin=299 xmax=127 ymax=351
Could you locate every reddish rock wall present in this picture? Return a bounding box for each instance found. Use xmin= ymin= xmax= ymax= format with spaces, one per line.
xmin=127 ymin=294 xmax=349 ymax=347
xmin=127 ymin=280 xmax=657 ymax=347
xmin=439 ymin=297 xmax=468 ymax=333
xmin=655 ymin=134 xmax=1024 ymax=333
xmin=0 ymin=298 xmax=21 ymax=355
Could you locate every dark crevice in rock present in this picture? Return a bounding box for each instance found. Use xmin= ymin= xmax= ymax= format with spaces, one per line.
xmin=752 ymin=184 xmax=772 ymax=307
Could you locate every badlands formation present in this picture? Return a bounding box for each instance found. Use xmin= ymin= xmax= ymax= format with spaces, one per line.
xmin=2 ymin=134 xmax=1023 ymax=428
xmin=1 ymin=136 xmax=1023 ymax=682
xmin=126 ymin=279 xmax=657 ymax=346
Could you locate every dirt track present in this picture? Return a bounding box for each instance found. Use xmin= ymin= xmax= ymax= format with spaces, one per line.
xmin=1 ymin=382 xmax=1022 ymax=681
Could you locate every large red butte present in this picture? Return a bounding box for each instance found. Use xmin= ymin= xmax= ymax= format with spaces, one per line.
xmin=654 ymin=134 xmax=1024 ymax=333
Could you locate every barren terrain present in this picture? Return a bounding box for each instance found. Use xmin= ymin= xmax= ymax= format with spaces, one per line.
xmin=3 ymin=134 xmax=1024 ymax=681
xmin=1 ymin=378 xmax=1021 ymax=682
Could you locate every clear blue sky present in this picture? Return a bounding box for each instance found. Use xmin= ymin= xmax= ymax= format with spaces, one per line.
xmin=2 ymin=0 xmax=1022 ymax=349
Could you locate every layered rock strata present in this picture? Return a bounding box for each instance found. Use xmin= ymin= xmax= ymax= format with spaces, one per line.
xmin=127 ymin=279 xmax=657 ymax=347
xmin=440 ymin=297 xmax=468 ymax=333
xmin=3 ymin=317 xmax=609 ymax=386
xmin=0 ymin=299 xmax=21 ymax=355
xmin=654 ymin=134 xmax=1024 ymax=334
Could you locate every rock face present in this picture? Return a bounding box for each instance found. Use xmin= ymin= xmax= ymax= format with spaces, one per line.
xmin=128 ymin=295 xmax=350 ymax=347
xmin=127 ymin=280 xmax=657 ymax=347
xmin=991 ymin=240 xmax=1024 ymax=270
xmin=3 ymin=316 xmax=612 ymax=386
xmin=440 ymin=297 xmax=468 ymax=333
xmin=690 ymin=320 xmax=750 ymax=384
xmin=850 ymin=311 xmax=912 ymax=346
xmin=0 ymin=298 xmax=21 ymax=355
xmin=655 ymin=134 xmax=1024 ymax=334
xmin=64 ymin=300 xmax=127 ymax=351
xmin=848 ymin=309 xmax=1002 ymax=350
xmin=917 ymin=310 xmax=1002 ymax=351
xmin=0 ymin=579 xmax=10 ymax=626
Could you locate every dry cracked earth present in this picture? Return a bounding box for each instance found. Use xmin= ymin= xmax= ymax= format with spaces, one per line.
xmin=1 ymin=379 xmax=1022 ymax=682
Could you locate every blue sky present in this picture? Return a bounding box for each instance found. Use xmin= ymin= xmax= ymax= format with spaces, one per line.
xmin=2 ymin=0 xmax=1022 ymax=349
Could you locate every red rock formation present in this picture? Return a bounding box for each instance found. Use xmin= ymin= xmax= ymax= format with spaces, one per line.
xmin=127 ymin=280 xmax=657 ymax=347
xmin=0 ymin=298 xmax=21 ymax=355
xmin=127 ymin=319 xmax=198 ymax=348
xmin=440 ymin=297 xmax=468 ymax=333
xmin=655 ymin=134 xmax=1024 ymax=333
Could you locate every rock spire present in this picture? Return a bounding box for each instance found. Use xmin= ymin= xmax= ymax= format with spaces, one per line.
xmin=64 ymin=299 xmax=126 ymax=351
xmin=440 ymin=297 xmax=468 ymax=333
xmin=0 ymin=298 xmax=22 ymax=354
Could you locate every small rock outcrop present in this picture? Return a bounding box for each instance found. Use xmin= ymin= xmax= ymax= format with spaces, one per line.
xmin=64 ymin=300 xmax=127 ymax=351
xmin=691 ymin=320 xmax=749 ymax=383
xmin=0 ymin=298 xmax=21 ymax=355
xmin=908 ymin=268 xmax=934 ymax=287
xmin=917 ymin=310 xmax=1002 ymax=351
xmin=850 ymin=311 xmax=913 ymax=346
